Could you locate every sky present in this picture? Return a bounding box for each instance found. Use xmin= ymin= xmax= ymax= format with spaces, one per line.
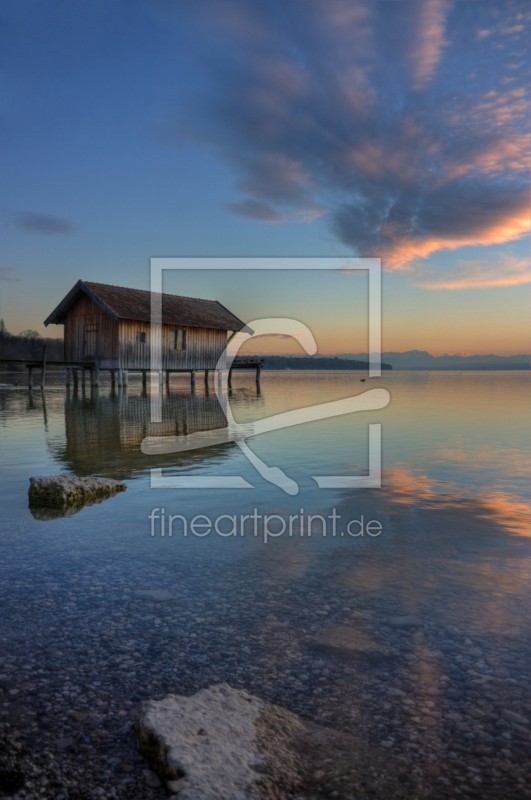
xmin=0 ymin=0 xmax=529 ymax=356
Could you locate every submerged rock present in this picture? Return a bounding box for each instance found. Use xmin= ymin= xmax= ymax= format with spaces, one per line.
xmin=28 ymin=474 xmax=126 ymax=510
xmin=134 ymin=684 xmax=303 ymax=800
xmin=313 ymin=624 xmax=395 ymax=656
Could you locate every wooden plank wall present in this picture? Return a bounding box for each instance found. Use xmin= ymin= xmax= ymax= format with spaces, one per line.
xmin=118 ymin=321 xmax=228 ymax=370
xmin=64 ymin=295 xmax=119 ymax=367
xmin=63 ymin=296 xmax=229 ymax=370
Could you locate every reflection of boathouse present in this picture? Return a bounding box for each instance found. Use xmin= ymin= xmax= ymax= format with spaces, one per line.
xmin=57 ymin=390 xmax=229 ymax=478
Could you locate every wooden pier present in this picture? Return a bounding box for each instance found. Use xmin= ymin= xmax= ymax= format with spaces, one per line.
xmin=0 ymin=355 xmax=264 ymax=393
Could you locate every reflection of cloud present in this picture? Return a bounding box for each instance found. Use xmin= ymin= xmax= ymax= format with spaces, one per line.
xmin=9 ymin=212 xmax=76 ymax=236
xmin=414 ymin=254 xmax=531 ymax=289
xmin=160 ymin=1 xmax=530 ymax=272
xmin=378 ymin=466 xmax=530 ymax=537
xmin=335 ymin=464 xmax=530 ymax=640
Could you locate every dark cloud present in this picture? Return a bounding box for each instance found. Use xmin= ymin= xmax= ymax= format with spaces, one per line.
xmin=224 ymin=199 xmax=285 ymax=222
xmin=163 ymin=0 xmax=529 ymax=271
xmin=10 ymin=212 xmax=76 ymax=237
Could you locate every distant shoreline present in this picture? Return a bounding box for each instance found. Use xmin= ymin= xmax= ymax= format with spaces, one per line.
xmin=260 ymin=366 xmax=530 ymax=372
xmin=254 ymin=352 xmax=530 ymax=371
xmin=258 ymin=355 xmax=392 ymax=370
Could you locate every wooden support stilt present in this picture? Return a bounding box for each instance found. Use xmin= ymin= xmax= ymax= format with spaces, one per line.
xmin=122 ymin=370 xmax=128 ymax=389
xmin=28 ymin=366 xmax=33 ymax=388
xmin=256 ymin=365 xmax=261 ymax=393
xmin=40 ymin=344 xmax=47 ymax=388
xmin=166 ymin=370 xmax=170 ymax=392
xmin=91 ymin=367 xmax=99 ymax=387
xmin=191 ymin=370 xmax=196 ymax=392
xmin=110 ymin=370 xmax=116 ymax=390
xmin=142 ymin=371 xmax=147 ymax=393
xmin=66 ymin=368 xmax=72 ymax=388
xmin=81 ymin=369 xmax=86 ymax=389
xmin=117 ymin=368 xmax=123 ymax=387
xmin=204 ymin=369 xmax=209 ymax=393
xmin=228 ymin=368 xmax=233 ymax=391
xmin=73 ymin=369 xmax=79 ymax=390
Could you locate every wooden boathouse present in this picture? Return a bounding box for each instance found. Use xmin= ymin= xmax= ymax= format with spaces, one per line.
xmin=43 ymin=280 xmax=255 ymax=389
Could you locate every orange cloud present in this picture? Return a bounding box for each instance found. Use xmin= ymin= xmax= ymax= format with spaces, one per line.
xmin=410 ymin=1 xmax=450 ymax=89
xmin=414 ymin=255 xmax=531 ymax=289
xmin=378 ymin=202 xmax=530 ymax=270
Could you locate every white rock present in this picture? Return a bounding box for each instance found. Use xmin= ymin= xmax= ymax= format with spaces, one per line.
xmin=135 ymin=684 xmax=302 ymax=800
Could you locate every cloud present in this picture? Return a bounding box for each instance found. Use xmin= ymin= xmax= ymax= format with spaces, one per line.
xmin=410 ymin=0 xmax=450 ymax=89
xmin=414 ymin=255 xmax=531 ymax=289
xmin=9 ymin=212 xmax=76 ymax=236
xmin=225 ymin=199 xmax=285 ymax=223
xmin=0 ymin=267 xmax=19 ymax=282
xmin=160 ymin=0 xmax=530 ymax=274
xmin=334 ymin=183 xmax=530 ymax=268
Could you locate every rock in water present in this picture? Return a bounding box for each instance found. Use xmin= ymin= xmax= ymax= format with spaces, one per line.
xmin=28 ymin=475 xmax=126 ymax=509
xmin=134 ymin=684 xmax=303 ymax=800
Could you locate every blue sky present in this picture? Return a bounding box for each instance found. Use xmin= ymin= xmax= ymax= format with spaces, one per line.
xmin=0 ymin=0 xmax=529 ymax=355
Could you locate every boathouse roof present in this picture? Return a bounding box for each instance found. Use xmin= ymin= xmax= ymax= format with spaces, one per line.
xmin=44 ymin=280 xmax=246 ymax=331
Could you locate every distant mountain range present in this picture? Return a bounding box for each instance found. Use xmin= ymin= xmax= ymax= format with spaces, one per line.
xmin=256 ymin=350 xmax=530 ymax=370
xmin=334 ymin=350 xmax=530 ymax=370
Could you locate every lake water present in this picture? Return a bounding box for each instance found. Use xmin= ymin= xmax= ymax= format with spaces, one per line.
xmin=0 ymin=370 xmax=530 ymax=797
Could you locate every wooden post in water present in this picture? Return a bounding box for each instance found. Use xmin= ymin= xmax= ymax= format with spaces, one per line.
xmin=256 ymin=364 xmax=261 ymax=394
xmin=204 ymin=369 xmax=209 ymax=393
xmin=28 ymin=366 xmax=33 ymax=388
xmin=166 ymin=370 xmax=170 ymax=393
xmin=122 ymin=370 xmax=128 ymax=389
xmin=117 ymin=368 xmax=123 ymax=387
xmin=73 ymin=369 xmax=79 ymax=390
xmin=66 ymin=368 xmax=72 ymax=388
xmin=142 ymin=371 xmax=147 ymax=393
xmin=40 ymin=344 xmax=47 ymax=388
xmin=191 ymin=370 xmax=196 ymax=393
xmin=110 ymin=370 xmax=116 ymax=390
xmin=228 ymin=368 xmax=233 ymax=392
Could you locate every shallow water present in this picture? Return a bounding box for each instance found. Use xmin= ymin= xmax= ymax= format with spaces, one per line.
xmin=0 ymin=370 xmax=530 ymax=797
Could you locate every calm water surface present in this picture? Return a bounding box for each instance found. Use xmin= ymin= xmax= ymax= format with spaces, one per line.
xmin=0 ymin=371 xmax=529 ymax=794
